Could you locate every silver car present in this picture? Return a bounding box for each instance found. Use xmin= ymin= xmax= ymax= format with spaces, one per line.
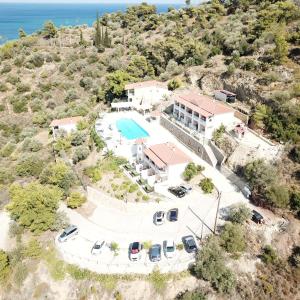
xmin=58 ymin=225 xmax=79 ymax=243
xmin=154 ymin=211 xmax=165 ymax=225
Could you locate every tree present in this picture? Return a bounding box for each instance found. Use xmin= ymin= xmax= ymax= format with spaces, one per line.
xmin=228 ymin=204 xmax=252 ymax=224
xmin=0 ymin=250 xmax=9 ymax=281
xmin=67 ymin=192 xmax=86 ymax=209
xmin=243 ymin=160 xmax=276 ymax=192
xmin=105 ymin=70 xmax=133 ymax=101
xmin=261 ymin=245 xmax=277 ymax=264
xmin=289 ymin=145 xmax=300 ymax=163
xmin=70 ymin=131 xmax=86 ymax=146
xmin=7 ymin=182 xmax=63 ymax=233
xmin=18 ymin=28 xmax=27 ymax=39
xmin=168 ymin=78 xmax=182 ymax=91
xmin=183 ymin=163 xmax=204 ymax=181
xmin=199 ymin=178 xmax=214 ymax=194
xmin=94 ymin=13 xmax=102 ymax=49
xmin=220 ymin=223 xmax=246 ymax=254
xmin=126 ymin=55 xmax=154 ymax=78
xmin=251 ymin=104 xmax=268 ymax=129
xmin=266 ymin=185 xmax=290 ymax=208
xmin=40 ymin=162 xmax=76 ymax=193
xmin=194 ymin=236 xmax=236 ymax=293
xmin=16 ymin=156 xmax=44 ymax=177
xmin=73 ymin=146 xmax=90 ymax=164
xmin=43 ymin=21 xmax=57 ymax=39
xmin=212 ymin=124 xmax=225 ymax=142
xmin=79 ymin=30 xmax=86 ymax=47
xmin=273 ymin=30 xmax=288 ymax=64
xmin=185 ymin=0 xmax=191 ymax=5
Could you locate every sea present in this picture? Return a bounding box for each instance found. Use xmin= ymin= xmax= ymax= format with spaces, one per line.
xmin=0 ymin=2 xmax=184 ymax=44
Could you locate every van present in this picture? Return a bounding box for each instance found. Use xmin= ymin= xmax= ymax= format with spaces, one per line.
xmin=58 ymin=225 xmax=79 ymax=243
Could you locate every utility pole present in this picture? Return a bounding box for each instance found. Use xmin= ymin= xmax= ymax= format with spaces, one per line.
xmin=213 ymin=191 xmax=222 ymax=234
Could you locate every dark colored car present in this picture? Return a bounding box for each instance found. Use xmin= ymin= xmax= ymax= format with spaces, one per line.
xmin=149 ymin=244 xmax=161 ymax=262
xmin=168 ymin=186 xmax=186 ymax=198
xmin=252 ymin=210 xmax=264 ymax=224
xmin=179 ymin=185 xmax=192 ymax=194
xmin=168 ymin=208 xmax=178 ymax=222
xmin=129 ymin=242 xmax=142 ymax=261
xmin=182 ymin=235 xmax=197 ymax=253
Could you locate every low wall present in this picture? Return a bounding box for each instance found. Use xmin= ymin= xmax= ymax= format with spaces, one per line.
xmin=160 ymin=114 xmax=217 ymax=167
xmin=209 ymin=141 xmax=226 ymax=166
xmin=234 ymin=110 xmax=249 ymax=124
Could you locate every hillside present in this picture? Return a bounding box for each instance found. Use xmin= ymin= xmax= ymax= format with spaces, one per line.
xmin=0 ymin=1 xmax=300 ymax=299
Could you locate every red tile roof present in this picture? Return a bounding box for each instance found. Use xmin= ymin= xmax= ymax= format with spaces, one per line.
xmin=174 ymin=92 xmax=234 ymax=117
xmin=144 ymin=142 xmax=191 ymax=169
xmin=135 ymin=138 xmax=147 ymax=145
xmin=125 ymin=80 xmax=167 ymax=90
xmin=50 ymin=116 xmax=83 ymax=127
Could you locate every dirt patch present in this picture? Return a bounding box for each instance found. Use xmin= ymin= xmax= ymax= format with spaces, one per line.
xmin=77 ymin=200 xmax=97 ymax=218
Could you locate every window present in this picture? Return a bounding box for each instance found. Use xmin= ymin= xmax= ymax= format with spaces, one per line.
xmin=180 ymin=104 xmax=185 ymax=109
xmin=194 ymin=112 xmax=199 ymax=118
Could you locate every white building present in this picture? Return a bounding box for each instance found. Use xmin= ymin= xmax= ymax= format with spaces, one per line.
xmin=137 ymin=142 xmax=191 ymax=185
xmin=50 ymin=116 xmax=83 ymax=138
xmin=111 ymin=80 xmax=170 ymax=111
xmin=172 ymin=91 xmax=235 ymax=140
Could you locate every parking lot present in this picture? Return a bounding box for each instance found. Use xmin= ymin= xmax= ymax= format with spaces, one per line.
xmin=56 ymin=185 xmax=247 ymax=274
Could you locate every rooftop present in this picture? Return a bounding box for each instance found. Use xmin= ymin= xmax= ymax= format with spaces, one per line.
xmin=125 ymin=80 xmax=167 ymax=90
xmin=143 ymin=142 xmax=191 ymax=169
xmin=50 ymin=116 xmax=83 ymax=127
xmin=174 ymin=92 xmax=234 ymax=117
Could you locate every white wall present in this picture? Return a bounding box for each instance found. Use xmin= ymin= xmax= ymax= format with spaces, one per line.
xmin=51 ymin=123 xmax=78 ymax=138
xmin=205 ymin=112 xmax=235 ymax=139
xmin=167 ymin=163 xmax=188 ymax=181
xmin=128 ymin=86 xmax=170 ymax=109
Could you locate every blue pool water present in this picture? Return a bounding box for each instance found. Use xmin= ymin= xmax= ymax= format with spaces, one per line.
xmin=116 ymin=118 xmax=149 ymax=140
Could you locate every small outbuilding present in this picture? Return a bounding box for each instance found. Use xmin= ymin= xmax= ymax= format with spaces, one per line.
xmin=50 ymin=116 xmax=83 ymax=138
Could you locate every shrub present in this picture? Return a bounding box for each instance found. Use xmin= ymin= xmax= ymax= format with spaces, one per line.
xmin=16 ymin=156 xmax=44 ymax=177
xmin=70 ymin=131 xmax=86 ymax=146
xmin=90 ymin=128 xmax=105 ymax=151
xmin=24 ymin=239 xmax=42 ymax=258
xmin=7 ymin=182 xmax=63 ymax=233
xmin=176 ymin=289 xmax=206 ymax=300
xmin=228 ymin=204 xmax=252 ymax=224
xmin=67 ymin=192 xmax=86 ymax=209
xmin=1 ymin=63 xmax=12 ymax=74
xmin=0 ymin=250 xmax=10 ymax=281
xmin=110 ymin=242 xmax=119 ymax=256
xmin=0 ymin=82 xmax=8 ymax=92
xmin=64 ymin=89 xmax=78 ymax=103
xmin=73 ymin=146 xmax=90 ymax=164
xmin=199 ymin=178 xmax=214 ymax=194
xmin=28 ymin=53 xmax=44 ymax=68
xmin=168 ymin=78 xmax=182 ymax=90
xmin=220 ymin=223 xmax=246 ymax=254
xmin=148 ymin=268 xmax=168 ymax=293
xmin=183 ymin=163 xmax=204 ymax=181
xmin=194 ymin=236 xmax=236 ymax=293
xmin=289 ymin=145 xmax=300 ymax=163
xmin=289 ymin=246 xmax=300 ymax=268
xmin=0 ymin=142 xmax=16 ymax=157
xmin=13 ymin=262 xmax=28 ymax=287
xmin=261 ymin=245 xmax=277 ymax=264
xmin=40 ymin=162 xmax=76 ymax=193
xmin=43 ymin=21 xmax=57 ymax=39
xmin=16 ymin=83 xmax=30 ymax=94
xmin=266 ymin=185 xmax=290 ymax=208
xmin=22 ymin=138 xmax=42 ymax=152
xmin=84 ymin=166 xmax=102 ymax=183
xmin=0 ymin=168 xmax=15 ymax=184
xmin=49 ymin=211 xmax=70 ymax=231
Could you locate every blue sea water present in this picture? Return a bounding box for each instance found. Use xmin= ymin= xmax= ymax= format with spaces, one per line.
xmin=0 ymin=3 xmax=183 ymax=44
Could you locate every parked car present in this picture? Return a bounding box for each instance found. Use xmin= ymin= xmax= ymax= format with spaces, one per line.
xmin=182 ymin=235 xmax=197 ymax=253
xmin=168 ymin=208 xmax=179 ymax=222
xmin=163 ymin=240 xmax=176 ymax=258
xmin=168 ymin=186 xmax=186 ymax=198
xmin=252 ymin=210 xmax=264 ymax=224
xmin=179 ymin=185 xmax=192 ymax=194
xmin=129 ymin=242 xmax=143 ymax=261
xmin=58 ymin=225 xmax=78 ymax=243
xmin=149 ymin=244 xmax=161 ymax=262
xmin=154 ymin=211 xmax=165 ymax=225
xmin=91 ymin=240 xmax=105 ymax=255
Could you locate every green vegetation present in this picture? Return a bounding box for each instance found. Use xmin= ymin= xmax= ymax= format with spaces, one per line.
xmin=199 ymin=178 xmax=214 ymax=194
xmin=183 ymin=162 xmax=204 ymax=181
xmin=220 ymin=223 xmax=246 ymax=254
xmin=66 ymin=192 xmax=86 ymax=209
xmin=228 ymin=204 xmax=252 ymax=224
xmin=0 ymin=250 xmax=10 ymax=282
xmin=7 ymin=182 xmax=63 ymax=233
xmin=148 ymin=268 xmax=169 ymax=293
xmin=193 ymin=236 xmax=236 ymax=294
xmin=261 ymin=245 xmax=278 ymax=265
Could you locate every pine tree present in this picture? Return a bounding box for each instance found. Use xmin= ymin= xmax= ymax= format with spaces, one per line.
xmin=79 ymin=30 xmax=85 ymax=46
xmin=95 ymin=12 xmax=101 ymax=48
xmin=104 ymin=27 xmax=109 ymax=47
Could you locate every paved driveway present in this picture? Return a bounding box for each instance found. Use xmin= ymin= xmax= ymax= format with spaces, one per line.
xmin=56 ymin=186 xmax=247 ymax=274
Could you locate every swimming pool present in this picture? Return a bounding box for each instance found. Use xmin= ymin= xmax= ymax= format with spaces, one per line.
xmin=116 ymin=118 xmax=149 ymax=140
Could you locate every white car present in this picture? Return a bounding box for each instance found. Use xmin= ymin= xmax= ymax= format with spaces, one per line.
xmin=154 ymin=211 xmax=165 ymax=225
xmin=58 ymin=225 xmax=79 ymax=243
xmin=164 ymin=240 xmax=176 ymax=259
xmin=91 ymin=241 xmax=105 ymax=255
